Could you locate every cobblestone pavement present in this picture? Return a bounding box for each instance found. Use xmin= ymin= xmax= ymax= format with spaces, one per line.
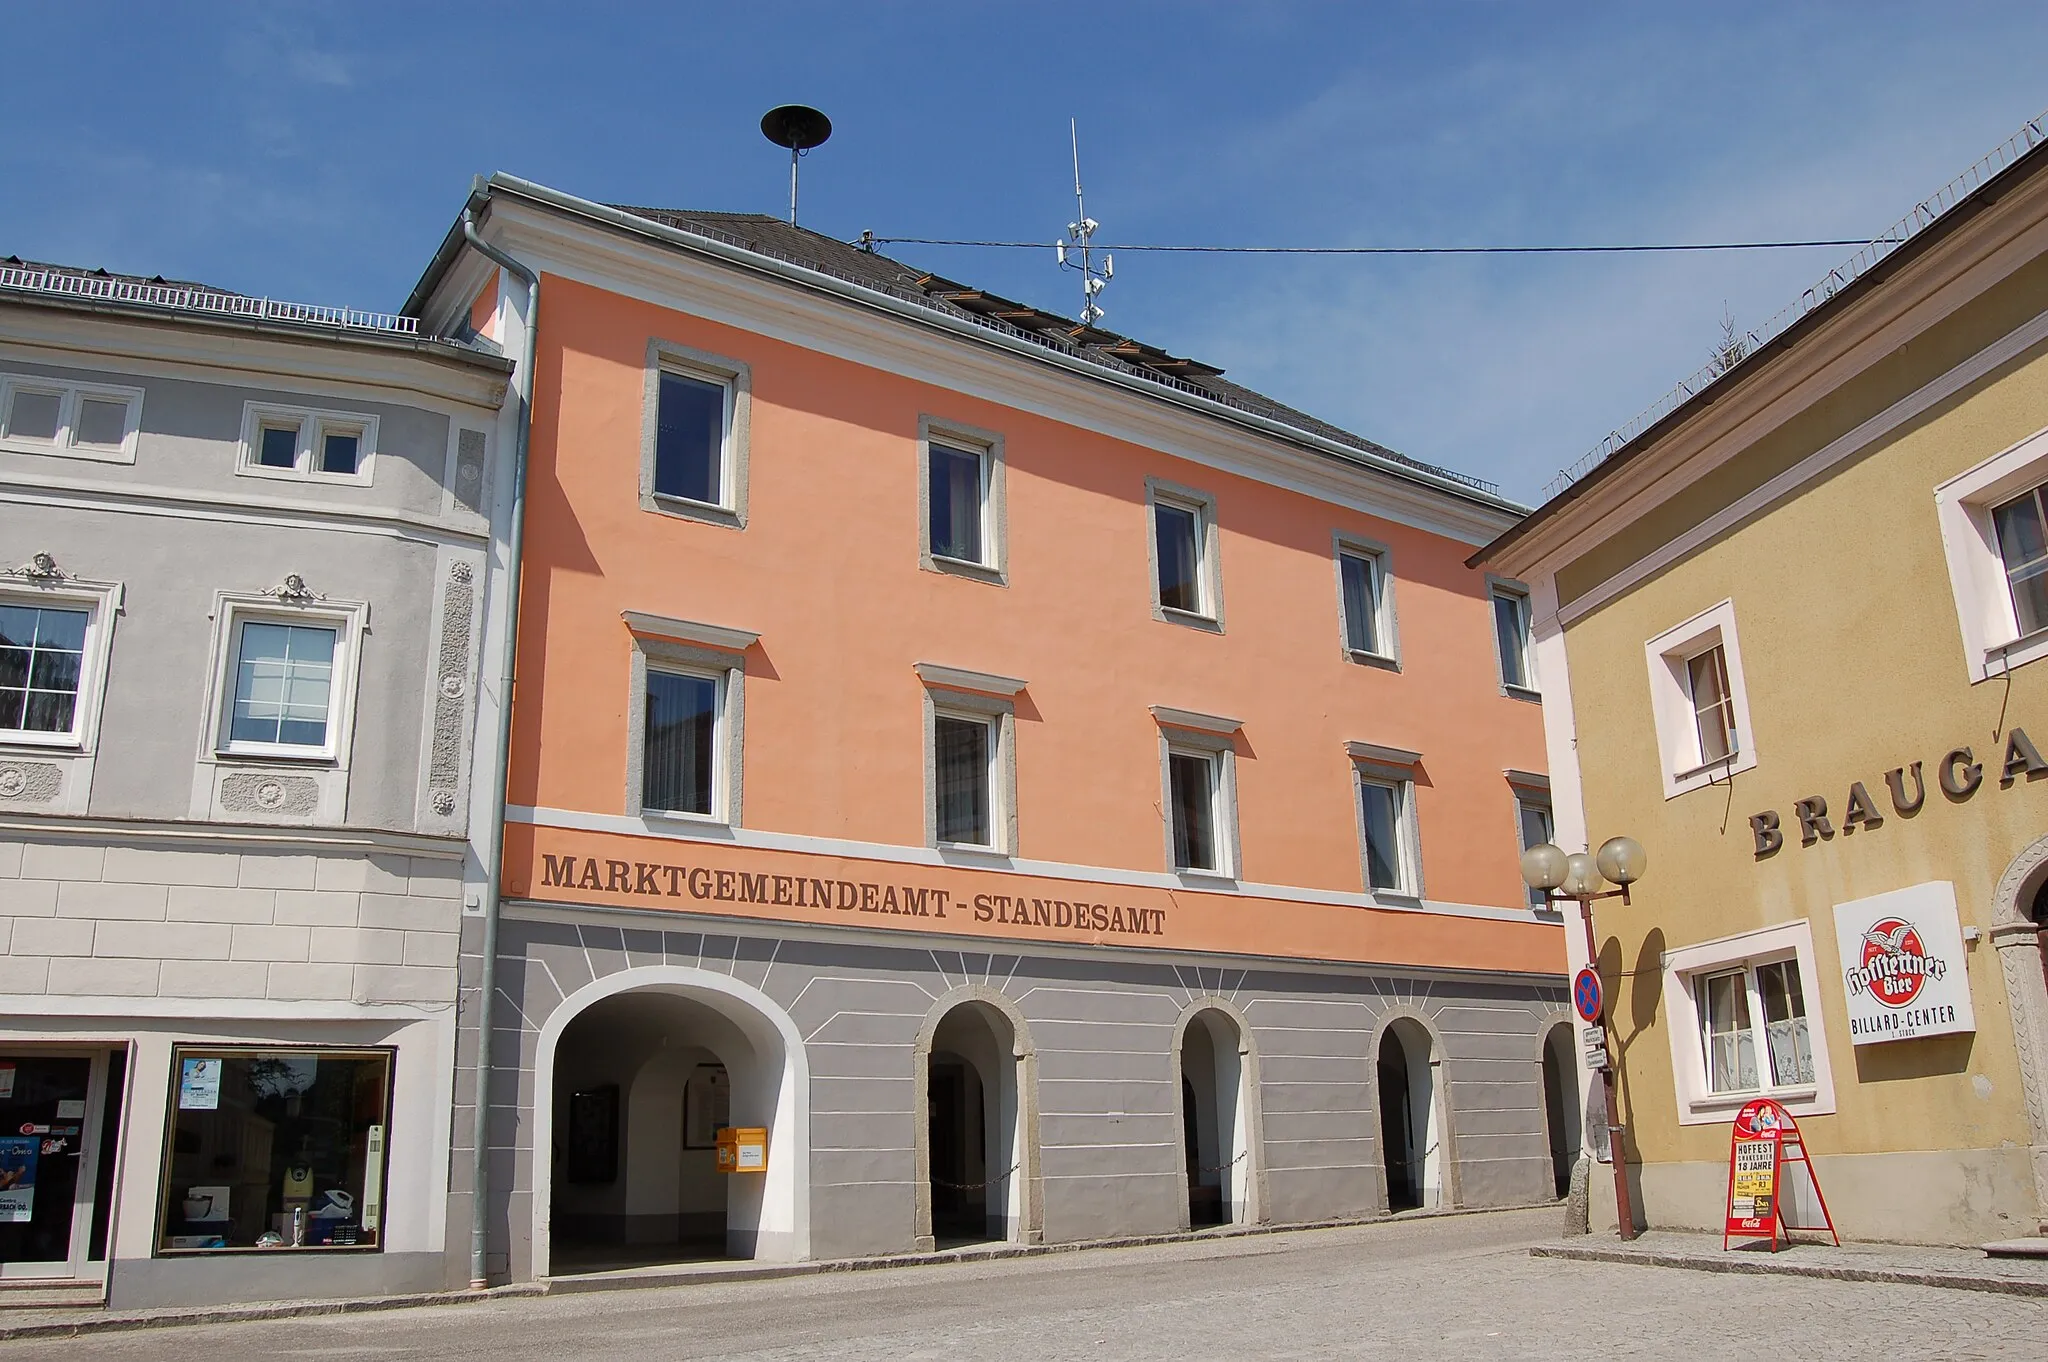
xmin=9 ymin=1208 xmax=2045 ymax=1360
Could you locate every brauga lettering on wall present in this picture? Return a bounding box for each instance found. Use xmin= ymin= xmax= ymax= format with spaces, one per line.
xmin=1748 ymin=725 xmax=2048 ymax=859
xmin=537 ymin=854 xmax=1169 ymax=939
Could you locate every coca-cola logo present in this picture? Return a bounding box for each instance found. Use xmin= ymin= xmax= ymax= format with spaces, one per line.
xmin=1844 ymin=916 xmax=1947 ymax=1008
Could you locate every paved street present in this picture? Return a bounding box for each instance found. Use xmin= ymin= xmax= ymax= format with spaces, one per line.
xmin=11 ymin=1209 xmax=2046 ymax=1360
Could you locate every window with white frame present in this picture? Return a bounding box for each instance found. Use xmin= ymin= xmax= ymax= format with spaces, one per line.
xmin=1934 ymin=429 xmax=2048 ymax=681
xmin=640 ymin=340 xmax=751 ymax=528
xmin=1348 ymin=742 xmax=1423 ymax=897
xmin=1644 ymin=600 xmax=1758 ymax=798
xmin=1335 ymin=536 xmax=1397 ymax=663
xmin=1515 ymin=793 xmax=1554 ymax=910
xmin=0 ymin=599 xmax=89 ymax=740
xmin=1154 ymin=709 xmax=1240 ymax=876
xmin=623 ymin=614 xmax=749 ymax=824
xmin=1168 ymin=749 xmax=1222 ymax=872
xmin=0 ymin=375 xmax=143 ymax=464
xmin=643 ymin=668 xmax=722 ymax=817
xmin=1490 ymin=582 xmax=1536 ymax=694
xmin=1147 ymin=479 xmax=1221 ymax=627
xmin=237 ymin=403 xmax=377 ymax=484
xmin=1660 ymin=920 xmax=1835 ymax=1124
xmin=918 ymin=416 xmax=1009 ymax=584
xmin=222 ymin=619 xmax=342 ymax=756
xmin=918 ymin=665 xmax=1021 ymax=854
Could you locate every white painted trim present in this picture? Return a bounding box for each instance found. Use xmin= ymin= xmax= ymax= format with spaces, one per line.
xmin=0 ymin=469 xmax=490 ymax=547
xmin=1558 ymin=303 xmax=2048 ymax=626
xmin=1659 ymin=917 xmax=1838 ymax=1125
xmin=528 ymin=965 xmax=813 ymax=1272
xmin=459 ymin=199 xmax=1520 ymax=546
xmin=1504 ymin=768 xmax=1550 ymax=792
xmin=0 ymin=812 xmax=464 ymax=856
xmin=1149 ymin=705 xmax=1243 ymax=736
xmin=505 ymin=803 xmax=1538 ymax=923
xmin=234 ymin=400 xmax=378 ymax=487
xmin=913 ymin=662 xmax=1027 ymax=697
xmin=621 ymin=610 xmax=759 ymax=653
xmin=1934 ymin=421 xmax=2048 ymax=681
xmin=1644 ymin=599 xmax=1759 ymax=799
xmin=0 ymin=373 xmax=143 ymax=464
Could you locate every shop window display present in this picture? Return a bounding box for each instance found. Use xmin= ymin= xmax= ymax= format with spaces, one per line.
xmin=157 ymin=1049 xmax=390 ymax=1253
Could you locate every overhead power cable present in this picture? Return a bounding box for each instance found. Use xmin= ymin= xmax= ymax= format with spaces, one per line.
xmin=857 ymin=235 xmax=1878 ymax=256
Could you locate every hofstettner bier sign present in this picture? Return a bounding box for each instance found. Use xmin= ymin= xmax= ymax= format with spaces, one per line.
xmin=1830 ymin=882 xmax=1975 ymax=1045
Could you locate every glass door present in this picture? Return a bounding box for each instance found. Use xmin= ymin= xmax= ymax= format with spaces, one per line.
xmin=0 ymin=1052 xmax=111 ymax=1280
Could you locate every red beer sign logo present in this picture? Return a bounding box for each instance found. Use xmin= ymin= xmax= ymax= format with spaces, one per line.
xmin=1844 ymin=916 xmax=1947 ymax=1008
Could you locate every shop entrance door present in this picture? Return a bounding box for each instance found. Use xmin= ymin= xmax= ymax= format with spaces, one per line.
xmin=0 ymin=1051 xmax=118 ymax=1282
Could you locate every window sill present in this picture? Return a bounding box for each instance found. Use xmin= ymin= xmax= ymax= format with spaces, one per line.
xmin=924 ymin=553 xmax=1006 ymax=587
xmin=0 ymin=730 xmax=85 ymax=751
xmin=641 ymin=808 xmax=735 ymax=835
xmin=234 ymin=462 xmax=373 ymax=488
xmin=1347 ymin=649 xmax=1401 ymax=673
xmin=1679 ymin=1084 xmax=1828 ymax=1125
xmin=1665 ymin=749 xmax=1757 ymax=798
xmin=937 ymin=842 xmax=1013 ymax=865
xmin=0 ymin=437 xmax=135 ymax=466
xmin=1367 ymin=887 xmax=1423 ymax=906
xmin=645 ymin=491 xmax=743 ymax=530
xmin=1978 ymin=628 xmax=2048 ymax=682
xmin=212 ymin=747 xmax=338 ymax=766
xmin=1173 ymin=868 xmax=1239 ymax=887
xmin=1157 ymin=605 xmax=1223 ymax=634
xmin=1501 ymin=683 xmax=1542 ymax=703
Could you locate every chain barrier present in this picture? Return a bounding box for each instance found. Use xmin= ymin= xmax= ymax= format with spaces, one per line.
xmin=1193 ymin=1151 xmax=1248 ymax=1175
xmin=930 ymin=1162 xmax=1020 ymax=1192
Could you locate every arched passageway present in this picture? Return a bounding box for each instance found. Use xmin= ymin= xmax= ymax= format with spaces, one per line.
xmin=542 ymin=980 xmax=802 ymax=1274
xmin=924 ymin=1002 xmax=1026 ymax=1247
xmin=1539 ymin=1022 xmax=1581 ymax=1200
xmin=1377 ymin=1019 xmax=1444 ymax=1212
xmin=1178 ymin=1009 xmax=1250 ymax=1227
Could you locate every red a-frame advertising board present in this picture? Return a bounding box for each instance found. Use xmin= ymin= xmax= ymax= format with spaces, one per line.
xmin=1723 ymin=1097 xmax=1839 ymax=1251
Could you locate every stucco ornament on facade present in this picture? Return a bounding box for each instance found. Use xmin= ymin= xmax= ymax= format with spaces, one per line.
xmin=4 ymin=551 xmax=65 ymax=581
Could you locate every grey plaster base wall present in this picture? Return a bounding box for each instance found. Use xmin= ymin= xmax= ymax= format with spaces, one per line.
xmin=107 ymin=1250 xmax=447 ymax=1310
xmin=456 ymin=909 xmax=1570 ymax=1280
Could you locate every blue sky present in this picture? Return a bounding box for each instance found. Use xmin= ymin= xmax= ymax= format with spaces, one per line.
xmin=6 ymin=2 xmax=2047 ymax=502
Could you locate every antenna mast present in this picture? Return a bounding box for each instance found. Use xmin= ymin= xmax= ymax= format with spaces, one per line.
xmin=1056 ymin=119 xmax=1112 ymax=326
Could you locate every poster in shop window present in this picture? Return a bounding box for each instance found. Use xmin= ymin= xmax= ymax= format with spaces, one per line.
xmin=1830 ymin=882 xmax=1976 ymax=1046
xmin=0 ymin=1135 xmax=39 ymax=1222
xmin=178 ymin=1057 xmax=222 ymax=1111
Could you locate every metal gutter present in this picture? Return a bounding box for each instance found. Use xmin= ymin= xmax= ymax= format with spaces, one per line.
xmin=413 ymin=174 xmax=1526 ymax=522
xmin=454 ymin=212 xmax=538 ymax=1291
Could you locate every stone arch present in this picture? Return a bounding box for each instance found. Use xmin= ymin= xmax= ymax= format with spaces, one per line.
xmin=911 ymin=986 xmax=1042 ymax=1249
xmin=530 ymin=965 xmax=812 ymax=1276
xmin=1535 ymin=1010 xmax=1580 ymax=1201
xmin=1366 ymin=1005 xmax=1460 ymax=1213
xmin=1169 ymin=997 xmax=1267 ymax=1229
xmin=1990 ymin=835 xmax=2048 ymax=1233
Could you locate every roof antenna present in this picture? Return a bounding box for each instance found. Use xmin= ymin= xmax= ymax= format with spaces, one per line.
xmin=1056 ymin=119 xmax=1111 ymax=326
xmin=761 ymin=105 xmax=832 ymax=227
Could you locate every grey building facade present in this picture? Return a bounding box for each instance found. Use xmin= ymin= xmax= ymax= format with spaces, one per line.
xmin=0 ymin=264 xmax=513 ymax=1308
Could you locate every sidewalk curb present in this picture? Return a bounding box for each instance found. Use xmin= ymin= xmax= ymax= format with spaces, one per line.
xmin=1530 ymin=1242 xmax=2048 ymax=1299
xmin=0 ymin=1201 xmax=1562 ymax=1337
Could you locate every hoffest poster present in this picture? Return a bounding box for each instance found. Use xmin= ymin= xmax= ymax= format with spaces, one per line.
xmin=0 ymin=1135 xmax=39 ymax=1222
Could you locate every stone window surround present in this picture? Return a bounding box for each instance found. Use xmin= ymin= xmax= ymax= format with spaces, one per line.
xmin=1934 ymin=423 xmax=2048 ymax=682
xmin=1644 ymin=598 xmax=1759 ymax=799
xmin=917 ymin=665 xmax=1023 ymax=857
xmin=190 ymin=588 xmax=369 ymax=824
xmin=235 ymin=400 xmax=379 ymax=488
xmin=916 ymin=414 xmax=1008 ymax=586
xmin=1348 ymin=741 xmax=1425 ymax=902
xmin=1153 ymin=707 xmax=1243 ymax=881
xmin=1506 ymin=769 xmax=1554 ymax=914
xmin=639 ymin=338 xmax=752 ymax=531
xmin=0 ymin=568 xmax=123 ymax=818
xmin=1659 ymin=918 xmax=1838 ymax=1126
xmin=1332 ymin=530 xmax=1400 ymax=671
xmin=0 ymin=372 xmax=145 ymax=466
xmin=623 ymin=612 xmax=750 ymax=827
xmin=1144 ymin=476 xmax=1225 ymax=633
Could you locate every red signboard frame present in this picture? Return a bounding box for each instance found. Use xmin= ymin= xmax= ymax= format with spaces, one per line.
xmin=1722 ymin=1098 xmax=1838 ymax=1251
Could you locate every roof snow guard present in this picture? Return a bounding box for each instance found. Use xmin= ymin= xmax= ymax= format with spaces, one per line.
xmin=1543 ymin=107 xmax=2048 ymax=501
xmin=0 ymin=261 xmax=420 ymax=337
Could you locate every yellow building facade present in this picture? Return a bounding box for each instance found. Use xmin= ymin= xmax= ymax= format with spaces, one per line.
xmin=1481 ymin=118 xmax=2048 ymax=1245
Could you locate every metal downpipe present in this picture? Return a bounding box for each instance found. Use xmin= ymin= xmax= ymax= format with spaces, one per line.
xmin=460 ymin=208 xmax=537 ymax=1291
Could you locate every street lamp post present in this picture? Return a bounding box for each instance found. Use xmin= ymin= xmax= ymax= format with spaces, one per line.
xmin=1521 ymin=835 xmax=1647 ymax=1242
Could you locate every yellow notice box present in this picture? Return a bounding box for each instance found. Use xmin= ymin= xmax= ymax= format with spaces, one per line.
xmin=716 ymin=1127 xmax=768 ymax=1174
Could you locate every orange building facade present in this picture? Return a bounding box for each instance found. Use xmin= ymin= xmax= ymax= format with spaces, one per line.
xmin=410 ymin=177 xmax=1568 ymax=1279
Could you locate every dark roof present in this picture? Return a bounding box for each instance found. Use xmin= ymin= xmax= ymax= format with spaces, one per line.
xmin=609 ymin=208 xmax=1500 ymax=498
xmin=1 ymin=255 xmax=242 ymax=295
